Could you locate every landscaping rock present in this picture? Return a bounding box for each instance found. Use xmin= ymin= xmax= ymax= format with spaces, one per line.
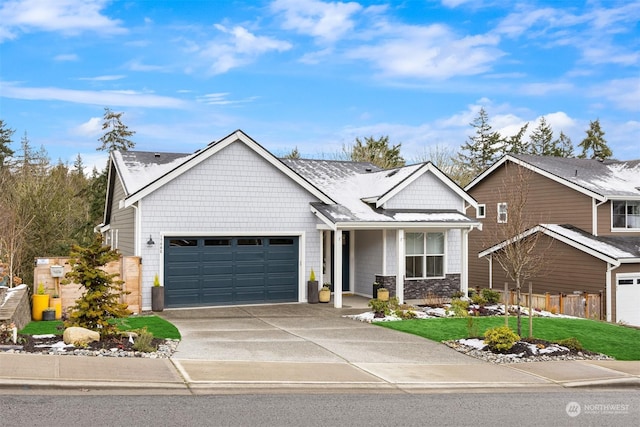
xmin=63 ymin=327 xmax=100 ymax=345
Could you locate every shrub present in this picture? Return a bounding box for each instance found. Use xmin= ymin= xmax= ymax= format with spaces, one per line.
xmin=470 ymin=293 xmax=487 ymax=306
xmin=555 ymin=337 xmax=583 ymax=352
xmin=466 ymin=317 xmax=479 ymax=338
xmin=368 ymin=298 xmax=391 ymax=317
xmin=484 ymin=326 xmax=520 ymax=352
xmin=481 ymin=288 xmax=501 ymax=304
xmin=451 ymin=291 xmax=464 ymax=299
xmin=132 ymin=327 xmax=156 ymax=353
xmin=449 ymin=299 xmax=469 ymax=317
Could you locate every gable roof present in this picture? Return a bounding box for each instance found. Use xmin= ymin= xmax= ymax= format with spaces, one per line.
xmin=465 ymin=154 xmax=640 ymax=201
xmin=479 ymin=224 xmax=640 ymax=266
xmin=111 ymin=130 xmax=335 ymax=208
xmin=283 ymin=158 xmax=479 ymax=228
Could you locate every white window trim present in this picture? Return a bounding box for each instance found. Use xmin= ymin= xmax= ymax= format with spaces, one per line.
xmin=477 ymin=204 xmax=486 ymax=219
xmin=405 ymin=231 xmax=446 ymax=280
xmin=611 ymin=200 xmax=640 ymax=231
xmin=497 ymin=202 xmax=508 ymax=224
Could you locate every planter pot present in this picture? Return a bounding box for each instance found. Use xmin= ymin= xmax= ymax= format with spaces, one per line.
xmin=377 ymin=289 xmax=390 ymax=302
xmin=50 ymin=297 xmax=62 ymax=320
xmin=373 ymin=283 xmax=384 ymax=299
xmin=42 ymin=310 xmax=56 ymax=321
xmin=318 ymin=288 xmax=331 ymax=303
xmin=32 ymin=294 xmax=50 ymax=321
xmin=152 ymin=286 xmax=164 ymax=312
xmin=307 ymin=281 xmax=319 ymax=304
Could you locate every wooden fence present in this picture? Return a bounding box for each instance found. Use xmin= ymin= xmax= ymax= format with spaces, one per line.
xmin=33 ymin=256 xmax=142 ymax=315
xmin=492 ymin=288 xmax=603 ymax=320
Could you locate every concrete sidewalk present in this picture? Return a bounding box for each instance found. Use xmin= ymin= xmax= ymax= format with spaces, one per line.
xmin=0 ymin=298 xmax=638 ymax=393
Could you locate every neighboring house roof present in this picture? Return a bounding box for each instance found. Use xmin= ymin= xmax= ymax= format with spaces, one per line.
xmin=465 ymin=154 xmax=640 ymax=201
xmin=479 ymin=224 xmax=640 ymax=266
xmin=283 ymin=158 xmax=479 ymax=228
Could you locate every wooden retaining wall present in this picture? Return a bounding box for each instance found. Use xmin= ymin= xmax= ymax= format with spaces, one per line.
xmin=33 ymin=256 xmax=142 ymax=315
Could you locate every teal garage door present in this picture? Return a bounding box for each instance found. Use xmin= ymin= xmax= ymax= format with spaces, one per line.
xmin=164 ymin=236 xmax=299 ymax=307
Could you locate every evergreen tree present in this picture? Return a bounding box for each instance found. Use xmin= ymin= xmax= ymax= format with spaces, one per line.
xmin=284 ymin=147 xmax=301 ymax=159
xmin=73 ymin=153 xmax=85 ymax=177
xmin=506 ymin=123 xmax=529 ymax=154
xmin=456 ymin=107 xmax=502 ymax=180
xmin=578 ymin=119 xmax=612 ymax=159
xmin=63 ymin=234 xmax=131 ymax=335
xmin=348 ymin=135 xmax=405 ymax=169
xmin=529 ymin=117 xmax=556 ymax=156
xmin=97 ymin=107 xmax=136 ymax=152
xmin=554 ymin=131 xmax=574 ymax=157
xmin=0 ymin=119 xmax=15 ymax=168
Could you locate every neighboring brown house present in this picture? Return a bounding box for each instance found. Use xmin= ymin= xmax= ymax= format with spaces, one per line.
xmin=464 ymin=154 xmax=640 ymax=326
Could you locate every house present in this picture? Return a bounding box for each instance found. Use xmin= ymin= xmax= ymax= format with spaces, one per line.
xmin=464 ymin=154 xmax=640 ymax=326
xmin=101 ymin=130 xmax=481 ymax=310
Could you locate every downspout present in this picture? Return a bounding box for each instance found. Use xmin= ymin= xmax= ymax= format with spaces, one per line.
xmin=593 ymin=198 xmax=607 ymax=236
xmin=606 ymin=262 xmax=620 ymax=322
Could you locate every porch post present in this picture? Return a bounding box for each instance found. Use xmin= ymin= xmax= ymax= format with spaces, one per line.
xmin=396 ymin=229 xmax=404 ymax=303
xmin=333 ymin=230 xmax=343 ymax=308
xmin=461 ymin=228 xmax=469 ymax=297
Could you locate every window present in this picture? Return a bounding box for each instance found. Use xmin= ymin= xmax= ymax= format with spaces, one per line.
xmin=497 ymin=203 xmax=508 ymax=223
xmin=612 ymin=200 xmax=640 ymax=229
xmin=405 ymin=232 xmax=445 ymax=279
xmin=169 ymin=239 xmax=197 ymax=247
xmin=477 ymin=204 xmax=486 ymax=218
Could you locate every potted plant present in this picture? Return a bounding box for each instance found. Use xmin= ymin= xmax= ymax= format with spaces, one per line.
xmin=319 ymin=283 xmax=331 ymax=303
xmin=151 ymin=274 xmax=164 ymax=312
xmin=41 ymin=307 xmax=56 ymax=321
xmin=377 ymin=286 xmax=390 ymax=302
xmin=32 ymin=282 xmax=50 ymax=321
xmin=307 ymin=269 xmax=319 ymax=304
xmin=50 ymin=292 xmax=62 ymax=320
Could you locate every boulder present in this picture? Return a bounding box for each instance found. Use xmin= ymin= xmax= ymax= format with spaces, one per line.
xmin=63 ymin=327 xmax=100 ymax=345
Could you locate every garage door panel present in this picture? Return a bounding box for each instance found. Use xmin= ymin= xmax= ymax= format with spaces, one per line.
xmin=164 ymin=236 xmax=298 ymax=307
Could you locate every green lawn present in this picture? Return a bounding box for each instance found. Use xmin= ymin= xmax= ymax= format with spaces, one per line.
xmin=19 ymin=315 xmax=181 ymax=340
xmin=377 ymin=317 xmax=640 ymax=361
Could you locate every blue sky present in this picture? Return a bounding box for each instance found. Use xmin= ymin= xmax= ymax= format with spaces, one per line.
xmin=1 ymin=0 xmax=638 ymax=172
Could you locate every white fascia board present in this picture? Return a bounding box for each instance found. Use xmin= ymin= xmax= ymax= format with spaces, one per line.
xmin=478 ymin=225 xmax=621 ymax=266
xmin=310 ymin=206 xmax=337 ymax=231
xmin=334 ymin=221 xmax=481 ymax=230
xmin=124 ymin=130 xmax=335 ymax=208
xmin=607 ymin=195 xmax=640 ymax=201
xmin=619 ymin=258 xmax=640 ymax=264
xmin=466 ymin=155 xmax=606 ymax=202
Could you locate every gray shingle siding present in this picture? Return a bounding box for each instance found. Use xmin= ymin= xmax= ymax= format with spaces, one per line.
xmin=138 ymin=142 xmax=322 ymax=308
xmin=110 ymin=176 xmax=135 ymax=255
xmin=385 ymin=172 xmax=461 ymax=210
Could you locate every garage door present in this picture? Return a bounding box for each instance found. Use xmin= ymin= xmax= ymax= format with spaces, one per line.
xmin=617 ymin=275 xmax=640 ymax=327
xmin=164 ymin=236 xmax=299 ymax=307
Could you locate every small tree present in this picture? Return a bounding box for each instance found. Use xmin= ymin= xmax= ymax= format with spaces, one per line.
xmin=456 ymin=107 xmax=502 ymax=184
xmin=484 ymin=163 xmax=550 ymax=336
xmin=97 ymin=107 xmax=136 ymax=153
xmin=63 ymin=234 xmax=131 ymax=335
xmin=346 ymin=135 xmax=405 ymax=169
xmin=578 ymin=119 xmax=612 ymax=160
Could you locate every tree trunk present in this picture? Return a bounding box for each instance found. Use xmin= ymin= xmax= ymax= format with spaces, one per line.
xmin=516 ymin=278 xmax=522 ymax=336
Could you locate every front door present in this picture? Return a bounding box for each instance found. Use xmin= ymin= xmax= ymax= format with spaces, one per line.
xmin=328 ymin=230 xmax=351 ymax=292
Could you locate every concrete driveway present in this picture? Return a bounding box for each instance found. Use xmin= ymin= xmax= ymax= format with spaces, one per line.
xmin=158 ymin=297 xmax=481 ymax=365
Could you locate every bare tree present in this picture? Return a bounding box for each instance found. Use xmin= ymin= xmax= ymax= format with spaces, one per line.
xmin=483 ymin=163 xmax=551 ymax=336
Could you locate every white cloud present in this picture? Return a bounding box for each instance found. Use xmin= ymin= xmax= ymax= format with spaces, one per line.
xmin=73 ymin=117 xmax=102 ymax=136
xmin=53 ymin=53 xmax=78 ymax=61
xmin=1 ymin=82 xmax=186 ymax=108
xmin=271 ymin=0 xmax=362 ymax=43
xmin=201 ymin=24 xmax=292 ymax=74
xmin=347 ymin=23 xmax=502 ymax=79
xmin=591 ymin=78 xmax=640 ymax=112
xmin=519 ymin=82 xmax=574 ymax=96
xmin=0 ymin=0 xmax=126 ymax=42
xmin=78 ymin=75 xmax=126 ymax=81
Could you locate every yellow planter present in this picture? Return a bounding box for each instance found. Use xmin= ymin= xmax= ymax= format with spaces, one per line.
xmin=318 ymin=288 xmax=331 ymax=303
xmin=32 ymin=294 xmax=50 ymax=321
xmin=50 ymin=297 xmax=62 ymax=320
xmin=377 ymin=289 xmax=389 ymax=302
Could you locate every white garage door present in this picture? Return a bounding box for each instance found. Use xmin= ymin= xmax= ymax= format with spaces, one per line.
xmin=616 ymin=274 xmax=640 ymax=327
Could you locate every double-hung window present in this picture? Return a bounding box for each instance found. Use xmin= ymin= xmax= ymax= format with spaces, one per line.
xmin=612 ymin=200 xmax=640 ymax=229
xmin=497 ymin=202 xmax=508 ymax=223
xmin=405 ymin=232 xmax=445 ymax=279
